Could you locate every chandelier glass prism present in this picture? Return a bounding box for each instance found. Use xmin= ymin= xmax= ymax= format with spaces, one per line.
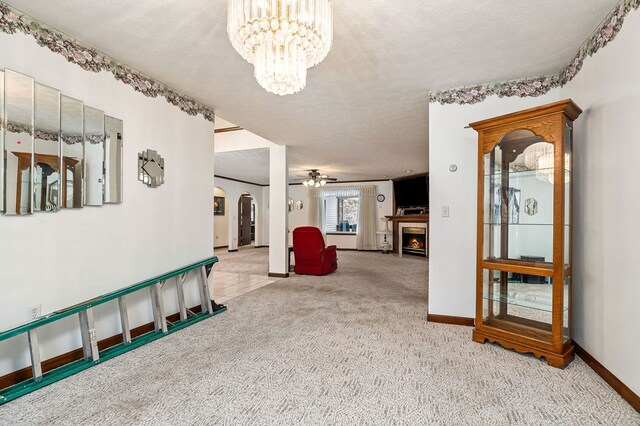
xmin=228 ymin=0 xmax=333 ymax=96
xmin=523 ymin=142 xmax=570 ymax=184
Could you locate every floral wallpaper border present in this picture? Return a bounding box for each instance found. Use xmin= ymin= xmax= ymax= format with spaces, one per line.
xmin=3 ymin=121 xmax=104 ymax=144
xmin=0 ymin=3 xmax=215 ymax=122
xmin=430 ymin=0 xmax=640 ymax=105
xmin=1 ymin=1 xmax=637 ymax=109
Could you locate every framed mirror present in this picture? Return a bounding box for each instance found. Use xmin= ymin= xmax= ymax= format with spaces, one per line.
xmin=34 ymin=83 xmax=61 ymax=212
xmin=83 ymin=106 xmax=105 ymax=206
xmin=61 ymin=95 xmax=84 ymax=209
xmin=104 ymin=116 xmax=123 ymax=204
xmin=4 ymin=70 xmax=35 ymax=216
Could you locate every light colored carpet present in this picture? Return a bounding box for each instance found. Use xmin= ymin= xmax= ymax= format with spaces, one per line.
xmin=1 ymin=252 xmax=638 ymax=425
xmin=213 ymin=246 xmax=269 ymax=275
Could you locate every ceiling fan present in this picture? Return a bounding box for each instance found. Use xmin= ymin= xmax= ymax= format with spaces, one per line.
xmin=293 ymin=169 xmax=338 ymax=187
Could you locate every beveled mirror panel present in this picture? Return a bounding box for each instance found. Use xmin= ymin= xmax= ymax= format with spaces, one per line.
xmin=104 ymin=116 xmax=123 ymax=204
xmin=4 ymin=70 xmax=34 ymax=216
xmin=0 ymin=70 xmax=4 ymax=213
xmin=34 ymin=83 xmax=61 ymax=212
xmin=84 ymin=106 xmax=105 ymax=206
xmin=138 ymin=149 xmax=164 ymax=188
xmin=61 ymin=95 xmax=84 ymax=209
xmin=2 ymin=69 xmax=123 ymax=216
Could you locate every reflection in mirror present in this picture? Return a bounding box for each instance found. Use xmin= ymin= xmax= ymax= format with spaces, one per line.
xmin=0 ymin=70 xmax=4 ymax=212
xmin=4 ymin=70 xmax=34 ymax=215
xmin=104 ymin=116 xmax=123 ymax=203
xmin=84 ymin=106 xmax=105 ymax=206
xmin=34 ymin=83 xmax=61 ymax=212
xmin=138 ymin=149 xmax=164 ymax=188
xmin=61 ymin=95 xmax=84 ymax=209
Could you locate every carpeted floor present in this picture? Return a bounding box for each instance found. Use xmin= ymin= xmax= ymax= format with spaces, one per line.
xmin=213 ymin=246 xmax=269 ymax=275
xmin=1 ymin=252 xmax=638 ymax=425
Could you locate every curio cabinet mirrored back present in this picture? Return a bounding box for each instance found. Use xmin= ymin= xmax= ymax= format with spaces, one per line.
xmin=470 ymin=100 xmax=582 ymax=368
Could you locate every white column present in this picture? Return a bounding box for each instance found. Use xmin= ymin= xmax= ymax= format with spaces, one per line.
xmin=269 ymin=145 xmax=289 ymax=276
xmin=228 ymin=197 xmax=238 ymax=251
xmin=261 ymin=186 xmax=270 ymax=245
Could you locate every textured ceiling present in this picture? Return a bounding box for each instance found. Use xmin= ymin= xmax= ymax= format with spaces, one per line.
xmin=215 ymin=148 xmax=270 ymax=185
xmin=214 ymin=145 xmax=356 ymax=186
xmin=4 ymin=0 xmax=620 ymax=180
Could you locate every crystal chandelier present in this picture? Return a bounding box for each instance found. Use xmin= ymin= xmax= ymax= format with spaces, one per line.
xmin=523 ymin=142 xmax=570 ymax=184
xmin=227 ymin=0 xmax=333 ymax=96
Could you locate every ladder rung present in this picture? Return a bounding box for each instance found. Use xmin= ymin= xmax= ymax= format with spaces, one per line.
xmin=118 ymin=296 xmax=132 ymax=345
xmin=27 ymin=329 xmax=42 ymax=381
xmin=79 ymin=308 xmax=99 ymax=362
xmin=150 ymin=282 xmax=167 ymax=333
xmin=198 ymin=266 xmax=213 ymax=314
xmin=176 ymin=274 xmax=188 ymax=321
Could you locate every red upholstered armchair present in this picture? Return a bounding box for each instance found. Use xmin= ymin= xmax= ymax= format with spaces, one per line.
xmin=293 ymin=227 xmax=338 ymax=275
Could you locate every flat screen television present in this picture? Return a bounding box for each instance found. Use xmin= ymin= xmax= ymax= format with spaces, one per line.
xmin=394 ymin=176 xmax=429 ymax=208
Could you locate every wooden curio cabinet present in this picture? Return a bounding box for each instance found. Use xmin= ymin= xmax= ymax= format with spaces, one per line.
xmin=470 ymin=100 xmax=582 ymax=368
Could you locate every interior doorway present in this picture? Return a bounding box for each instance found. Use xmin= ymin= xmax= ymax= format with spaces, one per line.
xmin=238 ymin=193 xmax=256 ymax=248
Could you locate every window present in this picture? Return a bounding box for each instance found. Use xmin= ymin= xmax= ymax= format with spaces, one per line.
xmin=324 ymin=195 xmax=359 ymax=233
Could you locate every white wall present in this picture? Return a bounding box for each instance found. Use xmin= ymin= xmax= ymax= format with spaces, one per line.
xmin=213 ymin=177 xmax=266 ymax=251
xmin=288 ymin=181 xmax=394 ymax=249
xmin=428 ymin=90 xmax=560 ymax=318
xmin=261 ymin=186 xmax=270 ymax=244
xmin=213 ymin=187 xmax=229 ymax=247
xmin=0 ymin=33 xmax=214 ymax=375
xmin=559 ymin=9 xmax=640 ymax=396
xmin=214 ymin=128 xmax=273 ymax=153
xmin=428 ymin=7 xmax=640 ymax=395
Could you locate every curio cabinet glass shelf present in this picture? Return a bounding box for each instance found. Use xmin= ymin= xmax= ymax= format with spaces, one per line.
xmin=470 ymin=100 xmax=582 ymax=368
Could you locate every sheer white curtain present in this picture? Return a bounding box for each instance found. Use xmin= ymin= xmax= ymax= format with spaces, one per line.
xmin=311 ymin=185 xmax=378 ymax=250
xmin=356 ymin=185 xmax=378 ymax=250
xmin=308 ymin=188 xmax=324 ymax=229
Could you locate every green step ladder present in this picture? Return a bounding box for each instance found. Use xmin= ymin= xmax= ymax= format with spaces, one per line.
xmin=0 ymin=256 xmax=225 ymax=405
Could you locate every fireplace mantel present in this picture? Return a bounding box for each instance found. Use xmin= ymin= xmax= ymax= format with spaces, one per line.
xmin=385 ymin=214 xmax=429 ymax=255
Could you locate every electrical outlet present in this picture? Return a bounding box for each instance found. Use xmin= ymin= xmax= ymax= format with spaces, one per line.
xmin=29 ymin=305 xmax=41 ymax=320
xmin=442 ymin=206 xmax=450 ymax=217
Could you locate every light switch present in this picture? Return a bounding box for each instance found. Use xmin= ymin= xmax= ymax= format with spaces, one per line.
xmin=442 ymin=206 xmax=450 ymax=217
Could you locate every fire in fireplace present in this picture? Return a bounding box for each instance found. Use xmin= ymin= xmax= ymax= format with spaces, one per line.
xmin=402 ymin=227 xmax=427 ymax=257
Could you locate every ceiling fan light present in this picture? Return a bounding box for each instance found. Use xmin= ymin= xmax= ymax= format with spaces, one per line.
xmin=314 ymin=181 xmax=321 ymax=188
xmin=303 ymin=181 xmax=309 ymax=187
xmin=320 ymin=180 xmax=327 ymax=186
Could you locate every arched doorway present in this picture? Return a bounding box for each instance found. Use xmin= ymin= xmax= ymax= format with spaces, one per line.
xmin=237 ymin=193 xmax=256 ymax=248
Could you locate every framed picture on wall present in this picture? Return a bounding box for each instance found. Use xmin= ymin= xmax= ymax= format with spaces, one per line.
xmin=214 ymin=196 xmax=225 ymax=215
